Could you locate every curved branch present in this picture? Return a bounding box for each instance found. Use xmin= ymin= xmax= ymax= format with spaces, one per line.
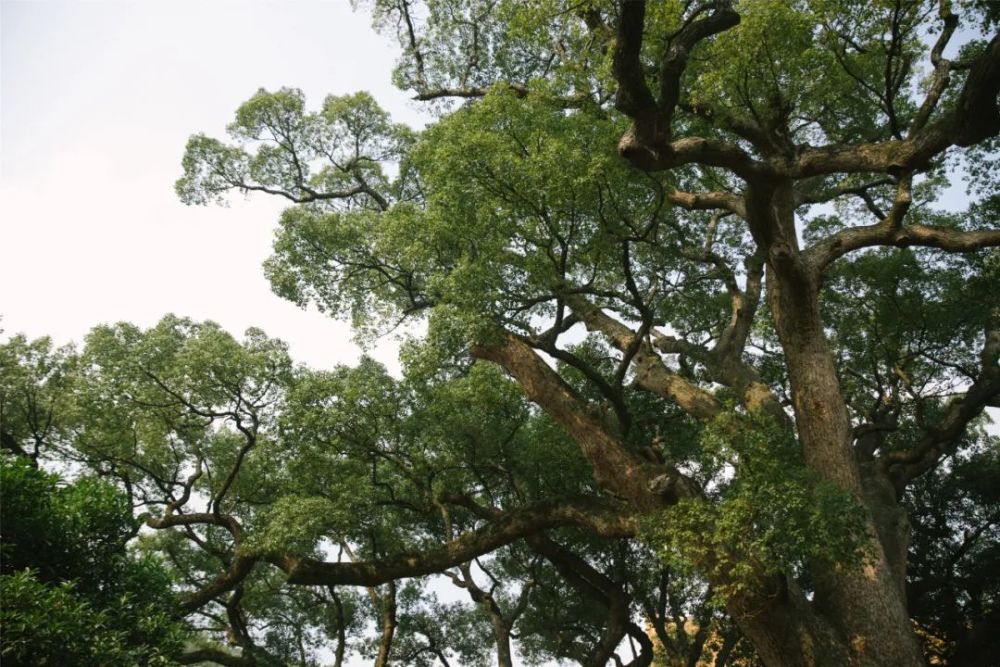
xmin=619 ymin=134 xmax=767 ymax=180
xmin=536 ymin=538 xmax=630 ymax=667
xmin=564 ymin=295 xmax=722 ymax=421
xmin=623 ymin=622 xmax=656 ymax=667
xmin=612 ymin=0 xmax=657 ymax=119
xmin=283 ymin=499 xmax=637 ymax=586
xmin=791 ymin=30 xmax=1000 ymax=178
xmin=794 ymin=177 xmax=895 ymax=217
xmin=613 ymin=2 xmax=753 ymax=177
xmin=809 ymin=211 xmax=1000 ymax=272
xmin=807 ymin=175 xmax=1000 ymax=272
xmin=472 ymin=333 xmax=696 ymax=508
xmin=232 ymin=180 xmax=372 ymax=205
xmin=680 ymin=101 xmax=779 ymax=155
xmin=909 ymin=4 xmax=959 ymax=135
xmin=145 ymin=509 xmax=256 ymax=612
xmin=656 ymin=2 xmax=740 ymax=131
xmin=884 ymin=328 xmax=1000 ymax=490
xmin=212 ymin=411 xmax=258 ymax=515
xmin=147 ymin=511 xmax=244 ymax=540
xmin=806 ymin=174 xmax=912 ymax=269
xmin=178 ymin=647 xmax=256 ymax=667
xmin=182 ymin=555 xmax=257 ymax=612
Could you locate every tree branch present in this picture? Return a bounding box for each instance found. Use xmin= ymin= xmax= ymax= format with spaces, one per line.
xmin=564 ymin=295 xmax=722 ymax=421
xmin=613 ymin=2 xmax=753 ymax=176
xmin=283 ymin=498 xmax=637 ymax=586
xmin=527 ymin=533 xmax=631 ymax=667
xmin=472 ymin=333 xmax=700 ymax=507
xmin=794 ymin=177 xmax=895 ymax=218
xmin=666 ymin=189 xmax=747 ymax=218
xmin=178 ymin=647 xmax=256 ymax=667
xmin=791 ymin=30 xmax=1000 ymax=177
xmin=884 ymin=327 xmax=1000 ymax=490
xmin=808 ymin=173 xmax=1000 ymax=271
xmin=182 ymin=555 xmax=257 ymax=613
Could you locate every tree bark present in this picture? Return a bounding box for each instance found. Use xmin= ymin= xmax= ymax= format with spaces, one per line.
xmin=374 ymin=581 xmax=397 ymax=667
xmin=748 ymin=181 xmax=926 ymax=666
xmin=457 ymin=562 xmax=515 ymax=667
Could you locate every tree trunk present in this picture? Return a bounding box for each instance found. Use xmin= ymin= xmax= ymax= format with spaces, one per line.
xmin=725 ymin=575 xmax=850 ymax=666
xmin=374 ymin=581 xmax=397 ymax=667
xmin=745 ymin=181 xmax=925 ymax=666
xmin=492 ymin=623 xmax=515 ymax=667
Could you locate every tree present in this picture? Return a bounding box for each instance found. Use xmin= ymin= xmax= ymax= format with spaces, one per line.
xmin=0 ymin=455 xmax=185 ymax=665
xmin=4 ymin=1 xmax=998 ymax=665
xmin=169 ymin=1 xmax=1000 ymax=664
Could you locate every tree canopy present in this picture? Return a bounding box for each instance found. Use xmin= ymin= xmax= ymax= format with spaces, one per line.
xmin=0 ymin=455 xmax=184 ymax=665
xmin=3 ymin=1 xmax=1000 ymax=666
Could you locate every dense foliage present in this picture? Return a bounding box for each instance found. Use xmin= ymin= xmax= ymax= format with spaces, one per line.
xmin=0 ymin=456 xmax=184 ymax=665
xmin=3 ymin=1 xmax=1000 ymax=665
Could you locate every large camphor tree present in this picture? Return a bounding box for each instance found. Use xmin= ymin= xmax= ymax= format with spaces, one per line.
xmin=3 ymin=1 xmax=999 ymax=665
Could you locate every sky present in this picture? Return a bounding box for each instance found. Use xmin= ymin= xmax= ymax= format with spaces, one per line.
xmin=1 ymin=0 xmax=430 ymax=370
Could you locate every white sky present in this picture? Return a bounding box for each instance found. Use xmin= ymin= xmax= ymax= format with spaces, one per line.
xmin=1 ymin=0 xmax=430 ymax=369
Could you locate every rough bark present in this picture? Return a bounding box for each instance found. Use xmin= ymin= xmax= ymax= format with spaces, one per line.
xmin=471 ymin=334 xmax=701 ymax=510
xmin=725 ymin=577 xmax=851 ymax=667
xmin=750 ymin=182 xmax=926 ymax=666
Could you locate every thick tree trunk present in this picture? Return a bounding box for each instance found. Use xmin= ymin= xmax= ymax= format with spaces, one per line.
xmin=747 ymin=182 xmax=925 ymax=666
xmin=726 ymin=576 xmax=851 ymax=666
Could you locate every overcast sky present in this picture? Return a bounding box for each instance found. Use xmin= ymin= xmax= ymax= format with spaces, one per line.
xmin=1 ymin=0 xmax=429 ymax=369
